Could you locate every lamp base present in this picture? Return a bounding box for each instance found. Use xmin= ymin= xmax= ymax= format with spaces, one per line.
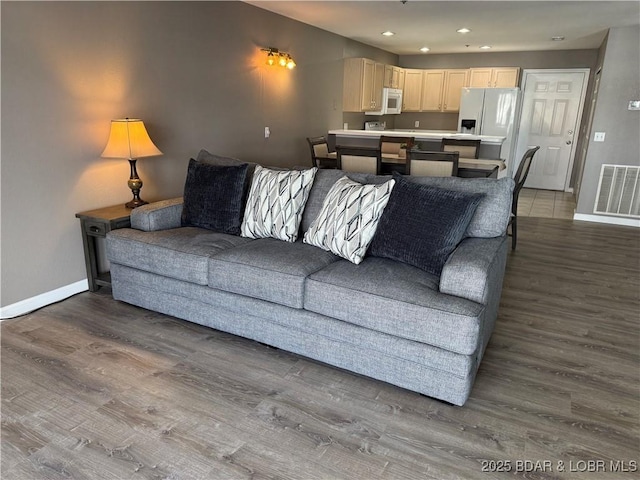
xmin=125 ymin=158 xmax=148 ymax=209
xmin=125 ymin=198 xmax=148 ymax=209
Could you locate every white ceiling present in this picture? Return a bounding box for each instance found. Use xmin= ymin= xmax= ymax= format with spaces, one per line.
xmin=245 ymin=1 xmax=640 ymax=55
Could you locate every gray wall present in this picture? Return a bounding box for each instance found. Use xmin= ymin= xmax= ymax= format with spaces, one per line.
xmin=576 ymin=25 xmax=640 ymax=215
xmin=0 ymin=1 xmax=391 ymax=307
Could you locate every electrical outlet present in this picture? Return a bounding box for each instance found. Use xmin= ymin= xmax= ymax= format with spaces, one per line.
xmin=594 ymin=131 xmax=605 ymax=142
xmin=414 ymin=121 xmax=420 ymax=128
xmin=264 ymin=126 xmax=270 ymax=138
xmin=629 ymin=100 xmax=640 ymax=111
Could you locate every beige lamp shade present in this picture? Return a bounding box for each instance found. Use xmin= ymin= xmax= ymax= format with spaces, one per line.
xmin=101 ymin=118 xmax=162 ymax=159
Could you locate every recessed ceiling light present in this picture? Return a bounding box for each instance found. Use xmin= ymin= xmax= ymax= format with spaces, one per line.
xmin=480 ymin=45 xmax=492 ymax=50
xmin=457 ymin=28 xmax=471 ymax=34
xmin=381 ymin=31 xmax=395 ymax=36
xmin=419 ymin=47 xmax=430 ymax=53
xmin=551 ymin=36 xmax=565 ymax=41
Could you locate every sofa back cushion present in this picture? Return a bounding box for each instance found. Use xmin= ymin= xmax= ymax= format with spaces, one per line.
xmin=301 ymin=169 xmax=514 ymax=238
xmin=196 ymin=149 xmax=258 ymax=179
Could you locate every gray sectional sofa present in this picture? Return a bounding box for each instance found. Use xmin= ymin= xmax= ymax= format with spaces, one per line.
xmin=106 ymin=156 xmax=514 ymax=406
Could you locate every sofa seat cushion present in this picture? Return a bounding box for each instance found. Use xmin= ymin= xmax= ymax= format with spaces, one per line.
xmin=208 ymin=238 xmax=339 ymax=308
xmin=304 ymin=257 xmax=484 ymax=355
xmin=107 ymin=227 xmax=253 ymax=285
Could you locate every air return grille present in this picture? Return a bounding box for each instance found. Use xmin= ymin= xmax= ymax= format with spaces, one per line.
xmin=594 ymin=164 xmax=640 ymax=217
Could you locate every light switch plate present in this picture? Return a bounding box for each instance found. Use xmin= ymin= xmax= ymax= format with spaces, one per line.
xmin=594 ymin=132 xmax=605 ymax=142
xmin=629 ymin=100 xmax=640 ymax=111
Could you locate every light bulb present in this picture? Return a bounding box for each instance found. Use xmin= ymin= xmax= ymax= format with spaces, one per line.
xmin=266 ymin=52 xmax=275 ymax=66
xmin=286 ymin=55 xmax=296 ymax=69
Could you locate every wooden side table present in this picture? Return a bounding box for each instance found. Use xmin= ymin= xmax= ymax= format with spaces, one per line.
xmin=76 ymin=204 xmax=132 ymax=291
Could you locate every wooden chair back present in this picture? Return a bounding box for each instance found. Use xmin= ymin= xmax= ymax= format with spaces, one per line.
xmin=378 ymin=136 xmax=415 ymax=162
xmin=512 ymin=146 xmax=541 ymax=214
xmin=406 ymin=150 xmax=460 ymax=177
xmin=509 ymin=146 xmax=540 ymax=250
xmin=335 ymin=146 xmax=382 ymax=175
xmin=440 ymin=138 xmax=481 ymax=159
xmin=307 ymin=136 xmax=337 ymax=169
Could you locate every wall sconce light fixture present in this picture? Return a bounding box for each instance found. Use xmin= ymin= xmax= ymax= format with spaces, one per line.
xmin=262 ymin=47 xmax=296 ymax=69
xmin=101 ymin=118 xmax=163 ymax=208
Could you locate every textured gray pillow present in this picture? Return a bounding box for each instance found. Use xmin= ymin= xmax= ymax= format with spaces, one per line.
xmin=369 ymin=175 xmax=484 ymax=276
xmin=181 ymin=159 xmax=248 ymax=235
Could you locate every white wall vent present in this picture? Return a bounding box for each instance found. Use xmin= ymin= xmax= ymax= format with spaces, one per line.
xmin=594 ymin=164 xmax=640 ymax=217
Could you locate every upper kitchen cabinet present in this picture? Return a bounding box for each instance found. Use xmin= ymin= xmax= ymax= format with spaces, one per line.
xmin=468 ymin=67 xmax=520 ymax=87
xmin=343 ymin=58 xmax=385 ymax=112
xmin=421 ymin=69 xmax=469 ymax=112
xmin=420 ymin=70 xmax=445 ymax=111
xmin=442 ymin=69 xmax=469 ymax=111
xmin=402 ymin=69 xmax=423 ymax=111
xmin=383 ymin=65 xmax=405 ymax=90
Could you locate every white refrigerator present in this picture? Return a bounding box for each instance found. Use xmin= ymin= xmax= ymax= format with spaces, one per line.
xmin=458 ymin=87 xmax=522 ymax=178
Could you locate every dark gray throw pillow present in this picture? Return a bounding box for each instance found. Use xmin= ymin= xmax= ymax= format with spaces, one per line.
xmin=369 ymin=175 xmax=484 ymax=276
xmin=181 ymin=159 xmax=249 ymax=235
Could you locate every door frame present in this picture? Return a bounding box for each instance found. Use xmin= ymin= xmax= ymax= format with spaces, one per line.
xmin=517 ymin=68 xmax=590 ymax=192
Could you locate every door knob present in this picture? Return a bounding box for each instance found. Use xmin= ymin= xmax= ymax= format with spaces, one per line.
xmin=566 ymin=140 xmax=572 ymax=145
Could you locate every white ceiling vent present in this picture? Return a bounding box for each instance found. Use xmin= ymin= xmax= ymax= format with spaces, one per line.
xmin=594 ymin=165 xmax=640 ymax=218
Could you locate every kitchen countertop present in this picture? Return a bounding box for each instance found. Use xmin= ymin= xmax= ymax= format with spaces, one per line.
xmin=328 ymin=129 xmax=505 ymax=145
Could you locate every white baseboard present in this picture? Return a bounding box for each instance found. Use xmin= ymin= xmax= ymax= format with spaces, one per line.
xmin=573 ymin=213 xmax=640 ymax=228
xmin=0 ymin=280 xmax=89 ymax=320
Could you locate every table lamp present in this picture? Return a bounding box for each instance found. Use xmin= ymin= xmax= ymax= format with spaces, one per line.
xmin=101 ymin=118 xmax=163 ymax=208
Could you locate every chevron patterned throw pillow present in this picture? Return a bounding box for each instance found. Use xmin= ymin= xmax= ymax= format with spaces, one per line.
xmin=303 ymin=176 xmax=395 ymax=264
xmin=241 ymin=166 xmax=317 ymax=242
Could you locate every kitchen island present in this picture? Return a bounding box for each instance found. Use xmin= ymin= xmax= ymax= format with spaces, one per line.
xmin=328 ymin=129 xmax=505 ymax=146
xmin=328 ymin=129 xmax=507 ymax=177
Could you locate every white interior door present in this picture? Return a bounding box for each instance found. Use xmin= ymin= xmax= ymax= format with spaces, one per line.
xmin=514 ymin=70 xmax=589 ymax=191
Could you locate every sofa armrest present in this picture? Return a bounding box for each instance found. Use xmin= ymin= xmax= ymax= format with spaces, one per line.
xmin=440 ymin=236 xmax=508 ymax=304
xmin=131 ymin=197 xmax=183 ymax=231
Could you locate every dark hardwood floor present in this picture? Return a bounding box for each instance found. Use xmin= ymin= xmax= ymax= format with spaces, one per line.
xmin=2 ymin=217 xmax=639 ymax=479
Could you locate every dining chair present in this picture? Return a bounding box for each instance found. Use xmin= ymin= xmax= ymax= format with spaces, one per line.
xmin=509 ymin=146 xmax=540 ymax=250
xmin=335 ymin=145 xmax=382 ymax=175
xmin=307 ymin=136 xmax=338 ymax=169
xmin=440 ymin=138 xmax=481 ymax=159
xmin=406 ymin=150 xmax=460 ymax=177
xmin=379 ymin=135 xmax=415 ymax=161
xmin=378 ymin=135 xmax=415 ymax=174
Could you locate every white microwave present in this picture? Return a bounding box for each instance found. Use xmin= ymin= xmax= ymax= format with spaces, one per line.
xmin=366 ymin=88 xmax=403 ymax=115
